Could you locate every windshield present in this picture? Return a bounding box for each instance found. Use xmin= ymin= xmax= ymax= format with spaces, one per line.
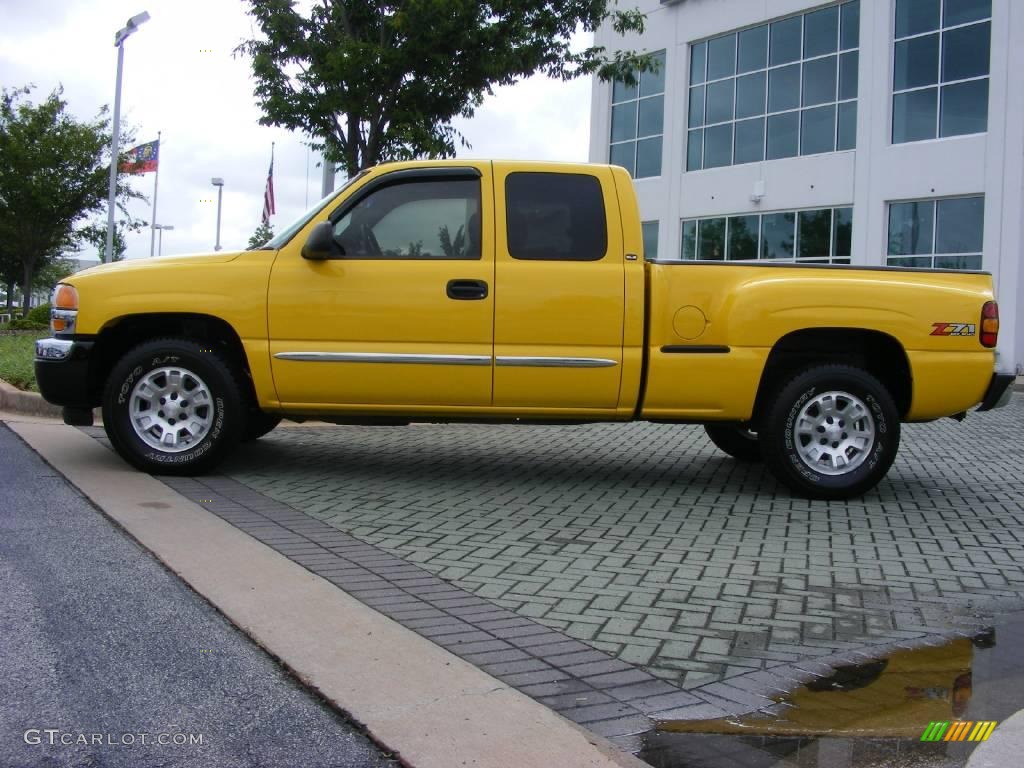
xmin=257 ymin=170 xmax=369 ymax=250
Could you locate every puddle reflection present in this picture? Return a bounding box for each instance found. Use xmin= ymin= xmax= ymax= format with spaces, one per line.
xmin=642 ymin=614 xmax=1024 ymax=768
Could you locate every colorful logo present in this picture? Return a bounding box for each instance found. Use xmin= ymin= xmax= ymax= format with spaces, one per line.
xmin=921 ymin=721 xmax=998 ymax=742
xmin=931 ymin=323 xmax=977 ymax=337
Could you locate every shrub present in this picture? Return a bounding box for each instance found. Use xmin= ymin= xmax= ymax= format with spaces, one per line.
xmin=26 ymin=303 xmax=51 ymax=325
xmin=8 ymin=318 xmax=48 ymax=331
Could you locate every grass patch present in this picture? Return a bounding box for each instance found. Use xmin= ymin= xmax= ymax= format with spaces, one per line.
xmin=0 ymin=330 xmax=47 ymax=391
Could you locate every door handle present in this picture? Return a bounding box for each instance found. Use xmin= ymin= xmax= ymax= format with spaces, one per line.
xmin=446 ymin=279 xmax=489 ymax=300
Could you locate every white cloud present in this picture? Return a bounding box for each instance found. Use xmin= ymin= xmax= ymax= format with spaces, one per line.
xmin=0 ymin=0 xmax=595 ymax=261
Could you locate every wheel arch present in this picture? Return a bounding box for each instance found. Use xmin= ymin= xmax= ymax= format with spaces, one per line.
xmin=89 ymin=313 xmax=256 ymax=407
xmin=752 ymin=328 xmax=912 ymax=424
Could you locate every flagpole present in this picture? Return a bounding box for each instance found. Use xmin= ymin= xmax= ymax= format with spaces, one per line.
xmin=149 ymin=130 xmax=161 ymax=257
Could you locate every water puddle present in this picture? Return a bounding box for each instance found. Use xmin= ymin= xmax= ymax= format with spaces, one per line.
xmin=641 ymin=613 xmax=1024 ymax=768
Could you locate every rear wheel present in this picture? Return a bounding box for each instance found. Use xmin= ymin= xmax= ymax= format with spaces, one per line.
xmin=102 ymin=338 xmax=243 ymax=475
xmin=704 ymin=423 xmax=761 ymax=462
xmin=760 ymin=364 xmax=900 ymax=499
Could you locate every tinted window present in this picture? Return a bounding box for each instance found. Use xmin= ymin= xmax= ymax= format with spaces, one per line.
xmin=505 ymin=173 xmax=607 ymax=262
xmin=333 ymin=178 xmax=481 ymax=259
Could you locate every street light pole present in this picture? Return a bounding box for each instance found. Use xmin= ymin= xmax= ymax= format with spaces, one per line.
xmin=154 ymin=224 xmax=174 ymax=257
xmin=105 ymin=11 xmax=150 ymax=262
xmin=211 ymin=178 xmax=224 ymax=251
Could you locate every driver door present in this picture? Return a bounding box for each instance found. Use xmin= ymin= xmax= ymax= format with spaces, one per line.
xmin=267 ymin=164 xmax=494 ymax=410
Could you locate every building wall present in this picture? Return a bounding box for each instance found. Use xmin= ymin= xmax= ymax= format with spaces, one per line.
xmin=590 ymin=0 xmax=1023 ymax=372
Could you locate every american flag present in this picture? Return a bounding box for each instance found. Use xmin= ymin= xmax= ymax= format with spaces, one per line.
xmin=262 ymin=151 xmax=276 ymax=225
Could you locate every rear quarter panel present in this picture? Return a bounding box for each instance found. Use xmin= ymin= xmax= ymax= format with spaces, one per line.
xmin=642 ymin=263 xmax=995 ymax=421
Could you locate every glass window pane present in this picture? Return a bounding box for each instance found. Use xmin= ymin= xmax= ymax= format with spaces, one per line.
xmin=943 ymin=0 xmax=991 ymax=26
xmin=734 ymin=118 xmax=766 ymax=164
xmin=707 ymin=34 xmax=737 ymax=80
xmin=769 ymin=64 xmax=800 ymax=112
xmin=690 ymin=42 xmax=707 ymax=85
xmin=767 ymin=112 xmax=800 ymax=159
xmin=888 ymin=255 xmax=934 ymax=268
xmin=638 ymin=95 xmax=664 ymax=138
xmin=803 ymin=55 xmax=838 ymax=107
xmin=935 ymin=254 xmax=982 ymax=270
xmin=736 ymin=71 xmax=767 ymax=119
xmin=804 ymin=6 xmax=839 ymax=59
xmin=505 ymin=173 xmax=607 ymax=261
xmin=896 ymin=0 xmax=940 ymax=38
xmin=833 ymin=207 xmax=853 ymax=257
xmin=610 ymin=142 xmax=635 ymax=176
xmin=894 ymin=34 xmax=939 ymax=91
xmin=681 ymin=220 xmax=698 ymax=258
xmin=940 ymin=79 xmax=989 ymax=137
xmin=801 ymin=105 xmax=837 ymax=155
xmin=698 ymin=218 xmax=727 ymax=260
xmin=893 ymin=88 xmax=938 ymax=143
xmin=689 ymin=86 xmax=705 ymax=128
xmin=798 ymin=209 xmax=832 ymax=258
xmin=636 ymin=137 xmax=662 ymax=178
xmin=762 ymin=212 xmax=796 ymax=259
xmin=687 ymin=129 xmax=703 ymax=171
xmin=704 ymin=124 xmax=734 ymax=168
xmin=728 ymin=215 xmax=760 ymax=260
xmin=770 ymin=17 xmax=802 ymax=66
xmin=612 ymin=77 xmax=637 ymax=104
xmin=642 ymin=221 xmax=659 ymax=261
xmin=706 ymin=79 xmax=735 ymax=124
xmin=840 ymin=52 xmax=859 ymax=100
xmin=837 ymin=101 xmax=858 ymax=150
xmin=936 ymin=196 xmax=984 ymax=253
xmin=738 ymin=26 xmax=769 ymax=73
xmin=640 ymin=51 xmax=667 ymax=97
xmin=888 ymin=201 xmax=934 ymax=255
xmin=841 ymin=0 xmax=860 ymax=50
xmin=611 ymin=102 xmax=637 ymax=143
xmin=942 ymin=22 xmax=990 ymax=82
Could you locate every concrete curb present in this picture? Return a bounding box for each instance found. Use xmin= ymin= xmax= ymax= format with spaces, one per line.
xmin=0 ymin=378 xmax=62 ymax=418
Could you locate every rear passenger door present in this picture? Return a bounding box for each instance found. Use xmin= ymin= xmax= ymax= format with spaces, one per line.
xmin=492 ymin=164 xmax=626 ymax=412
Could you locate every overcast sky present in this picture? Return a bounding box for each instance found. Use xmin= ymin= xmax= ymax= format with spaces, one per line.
xmin=0 ymin=0 xmax=593 ymax=261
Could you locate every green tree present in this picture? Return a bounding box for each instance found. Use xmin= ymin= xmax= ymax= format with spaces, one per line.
xmin=238 ymin=1 xmax=654 ymax=177
xmin=247 ymin=220 xmax=276 ymax=249
xmin=0 ymin=86 xmax=143 ymax=313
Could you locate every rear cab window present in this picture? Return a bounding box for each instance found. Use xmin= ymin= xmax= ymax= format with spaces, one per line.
xmin=504 ymin=173 xmax=608 ymax=261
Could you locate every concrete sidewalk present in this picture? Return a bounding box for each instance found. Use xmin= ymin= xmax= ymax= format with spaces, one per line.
xmin=3 ymin=414 xmax=646 ymax=768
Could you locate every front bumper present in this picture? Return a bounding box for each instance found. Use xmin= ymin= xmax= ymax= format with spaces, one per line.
xmin=34 ymin=337 xmax=96 ymax=410
xmin=976 ymin=372 xmax=1016 ymax=412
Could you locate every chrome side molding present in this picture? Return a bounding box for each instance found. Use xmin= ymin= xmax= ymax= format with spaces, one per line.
xmin=273 ymin=352 xmax=491 ymax=366
xmin=495 ymin=356 xmax=618 ymax=368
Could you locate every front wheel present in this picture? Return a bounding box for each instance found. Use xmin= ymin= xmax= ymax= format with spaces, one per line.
xmin=704 ymin=423 xmax=761 ymax=462
xmin=102 ymin=338 xmax=244 ymax=475
xmin=760 ymin=364 xmax=900 ymax=500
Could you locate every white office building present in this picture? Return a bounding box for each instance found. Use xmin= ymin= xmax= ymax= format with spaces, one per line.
xmin=590 ymin=0 xmax=1023 ymax=372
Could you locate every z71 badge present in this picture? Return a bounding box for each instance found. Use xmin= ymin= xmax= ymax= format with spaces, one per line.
xmin=931 ymin=323 xmax=976 ymax=337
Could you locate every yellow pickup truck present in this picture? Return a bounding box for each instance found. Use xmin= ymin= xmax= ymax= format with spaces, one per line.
xmin=35 ymin=160 xmax=1013 ymax=498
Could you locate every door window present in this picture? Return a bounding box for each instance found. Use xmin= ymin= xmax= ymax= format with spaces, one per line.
xmin=505 ymin=173 xmax=607 ymax=261
xmin=333 ymin=178 xmax=481 ymax=259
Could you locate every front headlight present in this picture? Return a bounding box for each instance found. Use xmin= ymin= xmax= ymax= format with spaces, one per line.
xmin=51 ymin=283 xmax=79 ymax=335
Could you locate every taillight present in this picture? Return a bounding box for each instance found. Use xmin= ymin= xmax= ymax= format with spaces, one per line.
xmin=980 ymin=301 xmax=999 ymax=348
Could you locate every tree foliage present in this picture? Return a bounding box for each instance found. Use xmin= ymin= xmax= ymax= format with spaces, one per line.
xmin=247 ymin=220 xmax=276 ymax=249
xmin=238 ymin=0 xmax=654 ymax=177
xmin=0 ymin=86 xmax=143 ymax=312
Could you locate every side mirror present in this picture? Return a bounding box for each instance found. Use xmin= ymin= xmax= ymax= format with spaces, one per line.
xmin=301 ymin=222 xmax=343 ymax=260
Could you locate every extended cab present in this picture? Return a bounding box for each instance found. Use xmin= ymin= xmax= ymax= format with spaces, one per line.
xmin=35 ymin=160 xmax=1014 ymax=498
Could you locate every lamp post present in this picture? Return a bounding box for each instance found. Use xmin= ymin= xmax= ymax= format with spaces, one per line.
xmin=105 ymin=11 xmax=150 ymax=261
xmin=153 ymin=224 xmax=174 ymax=257
xmin=211 ymin=177 xmax=224 ymax=251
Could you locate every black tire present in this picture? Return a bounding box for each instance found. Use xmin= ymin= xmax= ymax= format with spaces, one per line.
xmin=242 ymin=411 xmax=282 ymax=442
xmin=760 ymin=364 xmax=900 ymax=500
xmin=704 ymin=423 xmax=762 ymax=462
xmin=102 ymin=338 xmax=244 ymax=475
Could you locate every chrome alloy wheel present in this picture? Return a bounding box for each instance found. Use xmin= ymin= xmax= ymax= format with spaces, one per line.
xmin=129 ymin=366 xmax=213 ymax=452
xmin=793 ymin=391 xmax=875 ymax=476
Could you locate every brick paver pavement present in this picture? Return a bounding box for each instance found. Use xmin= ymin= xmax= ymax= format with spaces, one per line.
xmin=221 ymin=397 xmax=1024 ymax=691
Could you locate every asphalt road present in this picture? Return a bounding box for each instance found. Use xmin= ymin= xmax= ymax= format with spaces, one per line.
xmin=0 ymin=423 xmax=395 ymax=768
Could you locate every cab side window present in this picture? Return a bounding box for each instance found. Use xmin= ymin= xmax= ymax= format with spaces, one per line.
xmin=505 ymin=173 xmax=607 ymax=261
xmin=333 ymin=178 xmax=481 ymax=259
